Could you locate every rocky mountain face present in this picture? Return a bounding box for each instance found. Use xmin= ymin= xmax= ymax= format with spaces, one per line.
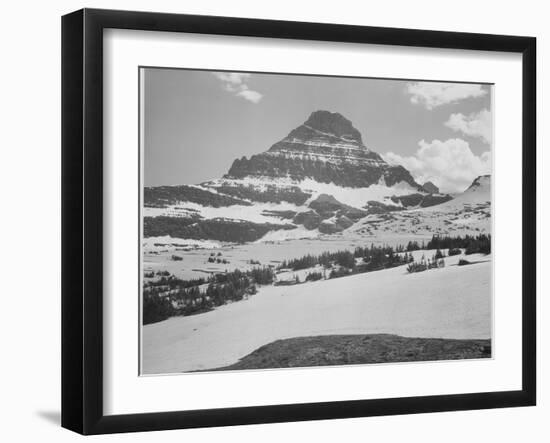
xmin=421 ymin=181 xmax=439 ymax=194
xmin=143 ymin=110 xmax=463 ymax=242
xmin=390 ymin=193 xmax=452 ymax=208
xmin=295 ymin=194 xmax=367 ymax=234
xmin=226 ymin=111 xmax=422 ymax=189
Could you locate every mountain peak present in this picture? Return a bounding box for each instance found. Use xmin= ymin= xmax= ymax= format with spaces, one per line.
xmin=466 ymin=175 xmax=491 ymax=192
xmin=225 ymin=109 xmax=422 ymax=190
xmin=303 ymin=110 xmax=363 ymax=143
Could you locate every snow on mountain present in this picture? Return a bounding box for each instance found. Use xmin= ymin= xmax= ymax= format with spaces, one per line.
xmin=203 ymin=176 xmax=417 ymax=208
xmin=449 ymin=174 xmax=490 ymax=204
xmin=143 ymin=111 xmax=488 ymax=243
xmin=423 ymin=174 xmax=491 ymax=212
xmin=253 ymin=226 xmax=321 ymax=243
xmin=144 ymin=200 xmax=302 ymax=225
xmin=225 ymin=110 xmax=422 ymax=189
xmin=347 ymin=175 xmax=491 ymax=239
xmin=299 ymin=177 xmax=418 ymax=206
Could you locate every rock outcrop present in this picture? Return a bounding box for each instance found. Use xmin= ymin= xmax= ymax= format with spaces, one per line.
xmin=421 ymin=181 xmax=439 ymax=194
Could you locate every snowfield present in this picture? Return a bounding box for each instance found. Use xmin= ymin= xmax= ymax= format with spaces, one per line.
xmin=142 ymin=252 xmax=491 ymax=374
xmin=254 ymin=226 xmax=320 ymax=242
xmin=143 ymin=200 xmax=303 ymax=225
xmin=143 ymin=175 xmax=490 ymax=246
xmin=297 ymin=177 xmax=417 ymax=207
xmin=347 ymin=198 xmax=490 ymax=239
xmin=144 ymin=237 xmax=367 ymax=281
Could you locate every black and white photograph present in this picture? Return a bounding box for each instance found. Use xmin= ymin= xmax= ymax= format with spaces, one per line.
xmin=140 ymin=68 xmax=493 ymax=375
xmin=1 ymin=0 xmax=545 ymax=439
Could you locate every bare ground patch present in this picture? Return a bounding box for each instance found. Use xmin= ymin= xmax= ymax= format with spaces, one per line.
xmin=211 ymin=334 xmax=491 ymax=370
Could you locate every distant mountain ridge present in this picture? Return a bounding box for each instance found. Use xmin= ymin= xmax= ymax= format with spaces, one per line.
xmin=142 ymin=111 xmax=489 ymax=242
xmin=466 ymin=175 xmax=490 ymax=193
xmin=434 ymin=174 xmax=491 ymax=210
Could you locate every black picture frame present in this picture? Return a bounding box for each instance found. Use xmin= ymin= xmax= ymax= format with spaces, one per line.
xmin=62 ymin=8 xmax=536 ymax=435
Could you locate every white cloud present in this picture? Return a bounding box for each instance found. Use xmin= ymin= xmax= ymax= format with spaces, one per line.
xmin=213 ymin=73 xmax=250 ymax=91
xmin=384 ymin=138 xmax=491 ymax=193
xmin=212 ymin=72 xmax=263 ymax=103
xmin=406 ymin=82 xmax=487 ymax=110
xmin=445 ymin=108 xmax=492 ymax=144
xmin=236 ymin=89 xmax=263 ymax=104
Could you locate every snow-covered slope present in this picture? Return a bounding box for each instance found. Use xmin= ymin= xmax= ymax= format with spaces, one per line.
xmin=142 ymin=251 xmax=492 ymax=373
xmin=347 ymin=175 xmax=491 ymax=239
xmin=432 ymin=174 xmax=491 ymax=210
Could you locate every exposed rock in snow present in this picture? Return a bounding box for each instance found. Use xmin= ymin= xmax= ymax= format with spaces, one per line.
xmin=348 ymin=175 xmax=492 ymax=238
xmin=293 ymin=210 xmax=322 ymax=230
xmin=421 ymin=181 xmax=439 ymax=194
xmin=390 ymin=193 xmax=453 ymax=208
xmin=144 ymin=184 xmax=250 ymax=208
xmin=143 ymin=236 xmax=221 ymax=253
xmin=319 ymin=215 xmax=354 ymax=234
xmin=308 ymin=193 xmax=366 ymax=223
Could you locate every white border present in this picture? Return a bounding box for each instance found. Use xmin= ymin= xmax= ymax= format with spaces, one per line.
xmin=104 ymin=29 xmax=522 ymax=415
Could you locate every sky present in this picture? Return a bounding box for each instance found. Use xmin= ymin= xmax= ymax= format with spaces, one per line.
xmin=142 ymin=68 xmax=492 ymax=193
